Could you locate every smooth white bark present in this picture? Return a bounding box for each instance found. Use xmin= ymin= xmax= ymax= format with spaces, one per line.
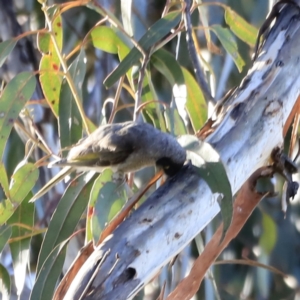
xmin=63 ymin=3 xmax=300 ymax=299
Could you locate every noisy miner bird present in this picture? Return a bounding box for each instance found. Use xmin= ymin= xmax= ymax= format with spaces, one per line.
xmin=30 ymin=121 xmax=186 ymax=202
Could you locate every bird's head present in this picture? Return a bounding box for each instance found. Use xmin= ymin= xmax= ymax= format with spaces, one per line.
xmin=156 ymin=157 xmax=185 ymax=177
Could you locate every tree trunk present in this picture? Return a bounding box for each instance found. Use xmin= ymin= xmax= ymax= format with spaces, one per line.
xmin=56 ymin=2 xmax=300 ymax=299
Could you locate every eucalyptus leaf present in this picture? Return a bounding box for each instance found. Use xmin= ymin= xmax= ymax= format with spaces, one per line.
xmin=178 ymin=135 xmax=233 ymax=240
xmin=8 ymin=193 xmax=34 ymax=297
xmin=151 ymin=49 xmax=207 ymax=131
xmin=89 ymin=170 xmax=128 ymax=243
xmin=121 ymin=0 xmax=133 ymax=36
xmin=36 ymin=171 xmax=97 ymax=274
xmin=0 ymin=72 xmax=36 ymax=160
xmin=30 ymin=241 xmax=68 ymax=300
xmin=0 ymin=225 xmax=12 ymax=254
xmin=0 ymin=39 xmax=17 ymax=68
xmin=224 ymin=8 xmax=258 ymax=47
xmin=0 ymin=162 xmax=9 ymax=198
xmin=211 ymin=24 xmax=245 ymax=72
xmin=104 ymin=11 xmax=181 ymax=88
xmin=59 ymin=48 xmax=85 ymax=149
xmin=39 ymin=14 xmax=63 ymax=116
xmin=259 ymin=212 xmax=277 ymax=255
xmin=0 ymin=264 xmax=10 ymax=300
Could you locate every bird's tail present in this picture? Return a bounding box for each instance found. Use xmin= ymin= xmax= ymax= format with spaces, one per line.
xmin=29 ymin=166 xmax=73 ymax=202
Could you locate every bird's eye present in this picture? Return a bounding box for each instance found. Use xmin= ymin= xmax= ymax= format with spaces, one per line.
xmin=156 ymin=157 xmax=183 ymax=176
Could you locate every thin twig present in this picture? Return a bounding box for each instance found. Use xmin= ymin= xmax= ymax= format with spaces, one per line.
xmin=108 ymin=76 xmax=125 ymax=123
xmin=134 ymin=52 xmax=150 ymax=121
xmin=183 ymin=0 xmax=215 ymax=104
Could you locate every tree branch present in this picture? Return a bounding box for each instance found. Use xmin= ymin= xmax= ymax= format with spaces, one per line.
xmin=54 ymin=2 xmax=300 ymax=299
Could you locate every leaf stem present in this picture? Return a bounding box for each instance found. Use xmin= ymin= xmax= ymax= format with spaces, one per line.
xmin=184 ymin=0 xmax=215 ymax=104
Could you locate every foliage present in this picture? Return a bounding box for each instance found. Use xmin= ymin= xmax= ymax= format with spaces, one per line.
xmin=0 ymin=1 xmax=299 ymax=300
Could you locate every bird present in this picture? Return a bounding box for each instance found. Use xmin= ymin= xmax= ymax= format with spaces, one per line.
xmin=30 ymin=121 xmax=186 ymax=202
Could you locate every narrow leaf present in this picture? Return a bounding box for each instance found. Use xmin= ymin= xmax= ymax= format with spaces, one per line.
xmin=90 ymin=27 xmax=161 ymax=125
xmin=211 ymin=24 xmax=245 ymax=72
xmin=0 ymin=225 xmax=12 ymax=253
xmin=178 ymin=135 xmax=233 ymax=239
xmin=91 ymin=26 xmax=131 ymax=82
xmin=39 ymin=15 xmax=63 ymax=117
xmin=225 ymin=8 xmax=258 ymax=47
xmin=36 ymin=171 xmax=96 ymax=274
xmin=182 ymin=68 xmax=207 ymax=131
xmin=121 ymin=0 xmax=133 ymax=36
xmin=39 ymin=56 xmax=62 ymax=117
xmin=51 ymin=15 xmax=63 ymax=51
xmin=151 ymin=49 xmax=207 ymax=131
xmin=0 ymin=72 xmax=36 ymax=159
xmin=259 ymin=212 xmax=277 ymax=255
xmin=91 ymin=26 xmax=128 ymax=55
xmin=0 ymin=39 xmax=17 ymax=68
xmin=9 ymin=162 xmax=39 ymax=204
xmin=8 ymin=193 xmax=34 ymax=297
xmin=0 ymin=162 xmax=9 ymax=198
xmin=0 ymin=264 xmax=10 ymax=300
xmin=0 ymin=163 xmax=38 ymax=225
xmin=30 ymin=241 xmax=68 ymax=300
xmin=37 ymin=32 xmax=51 ymax=54
xmin=104 ymin=11 xmax=181 ymax=88
xmin=59 ymin=49 xmax=85 ymax=149
xmin=86 ymin=170 xmax=127 ymax=243
xmin=0 ymin=200 xmax=14 ymax=226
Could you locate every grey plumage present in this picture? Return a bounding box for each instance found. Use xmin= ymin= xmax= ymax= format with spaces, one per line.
xmin=30 ymin=122 xmax=186 ymax=202
xmin=51 ymin=121 xmax=186 ymax=176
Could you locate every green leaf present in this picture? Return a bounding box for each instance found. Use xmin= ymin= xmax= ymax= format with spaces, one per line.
xmin=224 ymin=8 xmax=258 ymax=47
xmin=0 ymin=200 xmax=14 ymax=227
xmin=36 ymin=171 xmax=96 ymax=274
xmin=0 ymin=225 xmax=12 ymax=254
xmin=0 ymin=72 xmax=36 ymax=160
xmin=7 ymin=193 xmax=34 ymax=297
xmin=30 ymin=241 xmax=68 ymax=300
xmin=182 ymin=68 xmax=207 ymax=131
xmin=259 ymin=212 xmax=277 ymax=255
xmin=90 ymin=27 xmax=163 ymax=127
xmin=0 ymin=39 xmax=17 ymax=68
xmin=151 ymin=49 xmax=207 ymax=131
xmin=121 ymin=0 xmax=133 ymax=36
xmin=211 ymin=24 xmax=245 ymax=72
xmin=39 ymin=56 xmax=62 ymax=117
xmin=86 ymin=169 xmax=127 ymax=243
xmin=91 ymin=26 xmax=131 ymax=83
xmin=140 ymin=71 xmax=166 ymax=129
xmin=59 ymin=49 xmax=85 ymax=149
xmin=178 ymin=135 xmax=233 ymax=240
xmin=0 ymin=263 xmax=10 ymax=300
xmin=0 ymin=162 xmax=38 ymax=225
xmin=37 ymin=32 xmax=51 ymax=54
xmin=39 ymin=15 xmax=63 ymax=117
xmin=0 ymin=162 xmax=9 ymax=198
xmin=51 ymin=15 xmax=63 ymax=51
xmin=91 ymin=26 xmax=129 ymax=55
xmin=104 ymin=11 xmax=181 ymax=88
xmin=9 ymin=162 xmax=39 ymax=203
